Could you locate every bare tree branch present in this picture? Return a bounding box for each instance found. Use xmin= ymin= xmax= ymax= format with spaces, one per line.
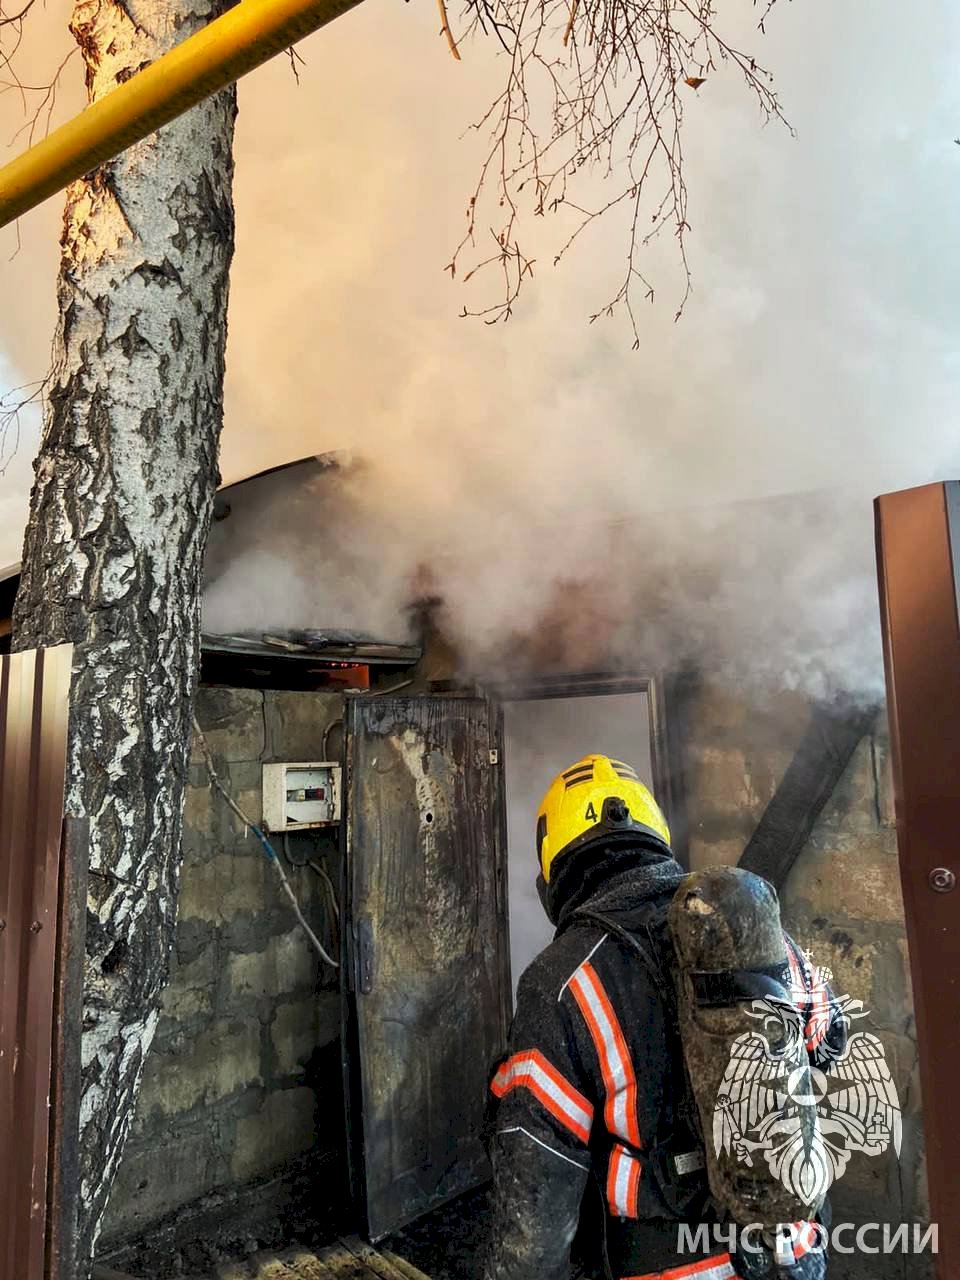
xmin=0 ymin=375 xmax=47 ymax=475
xmin=3 ymin=47 xmax=78 ymax=148
xmin=0 ymin=0 xmax=40 ymax=30
xmin=286 ymin=44 xmax=306 ymax=83
xmin=454 ymin=0 xmax=790 ymax=343
xmin=438 ymin=0 xmax=463 ymax=60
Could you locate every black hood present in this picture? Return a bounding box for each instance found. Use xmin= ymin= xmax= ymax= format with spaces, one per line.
xmin=539 ymin=835 xmax=688 ymax=930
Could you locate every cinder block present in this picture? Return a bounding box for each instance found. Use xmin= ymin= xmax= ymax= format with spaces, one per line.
xmin=682 ymin=684 xmax=751 ymax=738
xmin=684 ymin=683 xmax=810 ymax=750
xmin=687 ymin=745 xmax=761 ymax=818
xmin=868 ymin=939 xmax=916 ymax=1033
xmin=101 ymin=1125 xmax=220 ymax=1237
xmin=179 ymin=851 xmax=269 ymax=924
xmin=793 ymin=837 xmax=905 ymax=926
xmin=316 ymin=989 xmax=341 ymax=1048
xmin=686 ymin=837 xmax=744 ymax=871
xmin=271 ymin=991 xmax=341 ymax=1078
xmin=136 ymin=1019 xmax=263 ymax=1119
xmin=182 ymin=778 xmax=264 ymax=854
xmin=231 ymin=1087 xmax=316 ymax=1184
xmin=194 ymin=688 xmax=266 ymax=763
xmin=873 ymin=734 xmax=897 ymax=828
xmin=818 ymin=737 xmax=882 ymax=835
xmin=272 ymin=998 xmax=319 ymax=1078
xmin=226 ymin=929 xmax=319 ymax=1007
xmin=264 ymin=691 xmax=344 ymax=762
xmin=182 ymin=782 xmax=217 ymax=844
xmin=159 ymin=941 xmax=218 ymax=1024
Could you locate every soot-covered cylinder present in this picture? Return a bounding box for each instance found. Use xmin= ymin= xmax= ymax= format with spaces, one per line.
xmin=667 ymin=866 xmax=824 ymax=1229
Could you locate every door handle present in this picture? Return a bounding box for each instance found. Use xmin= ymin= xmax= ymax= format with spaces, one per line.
xmin=356 ymin=915 xmax=375 ymax=995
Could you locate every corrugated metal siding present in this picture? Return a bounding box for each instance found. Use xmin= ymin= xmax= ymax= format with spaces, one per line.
xmin=0 ymin=645 xmax=73 ymax=1280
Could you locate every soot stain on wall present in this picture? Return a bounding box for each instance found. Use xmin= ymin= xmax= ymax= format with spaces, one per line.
xmin=100 ymin=686 xmax=345 ymax=1249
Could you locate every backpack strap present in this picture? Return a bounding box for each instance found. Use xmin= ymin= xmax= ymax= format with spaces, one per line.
xmin=566 ymin=905 xmax=711 ymax=1203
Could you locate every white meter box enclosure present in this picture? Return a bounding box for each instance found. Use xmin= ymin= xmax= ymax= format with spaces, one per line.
xmin=262 ymin=762 xmax=342 ymax=831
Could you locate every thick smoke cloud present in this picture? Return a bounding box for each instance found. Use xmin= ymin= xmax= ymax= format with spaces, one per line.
xmin=2 ymin=0 xmax=959 ymax=698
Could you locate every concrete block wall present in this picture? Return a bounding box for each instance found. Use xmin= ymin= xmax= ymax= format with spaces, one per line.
xmin=684 ymin=681 xmax=928 ymax=1278
xmin=101 ymin=687 xmax=345 ymax=1244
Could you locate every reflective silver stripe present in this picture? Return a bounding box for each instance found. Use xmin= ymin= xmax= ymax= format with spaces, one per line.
xmin=694 ymin=1263 xmax=736 ymax=1280
xmin=570 ymin=965 xmax=637 ymax=1144
xmin=494 ymin=1054 xmax=593 ymax=1138
xmin=628 ymin=1250 xmax=736 ymax=1280
xmin=610 ymin=1145 xmax=637 ymax=1216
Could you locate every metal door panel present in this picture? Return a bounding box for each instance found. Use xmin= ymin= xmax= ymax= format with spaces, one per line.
xmin=0 ymin=645 xmax=74 ymax=1280
xmin=875 ymin=482 xmax=960 ymax=1280
xmin=344 ymin=696 xmax=509 ymax=1241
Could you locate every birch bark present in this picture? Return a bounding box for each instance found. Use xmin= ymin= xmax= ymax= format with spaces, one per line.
xmin=11 ymin=0 xmax=237 ymax=1264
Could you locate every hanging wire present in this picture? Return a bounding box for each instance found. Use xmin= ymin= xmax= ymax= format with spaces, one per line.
xmin=282 ymin=832 xmax=341 ymax=935
xmin=192 ymin=715 xmax=339 ymax=969
xmin=321 ymin=717 xmax=343 ymax=761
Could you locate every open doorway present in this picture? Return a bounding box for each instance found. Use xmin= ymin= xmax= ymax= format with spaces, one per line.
xmin=500 ymin=677 xmax=665 ymax=998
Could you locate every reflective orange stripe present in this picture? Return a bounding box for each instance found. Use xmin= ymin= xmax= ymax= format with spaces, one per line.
xmin=785 ymin=935 xmax=807 ymax=1008
xmin=491 ymin=1049 xmax=593 ymax=1143
xmin=569 ymin=961 xmax=642 ymax=1147
xmin=793 ymin=1220 xmax=820 ymax=1258
xmin=784 ymin=935 xmax=833 ymax=1052
xmin=606 ymin=1143 xmax=641 ymax=1217
xmin=805 ymin=976 xmax=831 ymax=1051
xmin=623 ymin=1252 xmax=736 ymax=1280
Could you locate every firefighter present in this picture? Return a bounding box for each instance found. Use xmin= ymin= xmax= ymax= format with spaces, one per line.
xmin=483 ymin=754 xmax=839 ymax=1280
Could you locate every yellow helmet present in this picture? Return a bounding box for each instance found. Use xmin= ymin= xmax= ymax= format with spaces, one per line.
xmin=536 ymin=754 xmax=671 ymax=883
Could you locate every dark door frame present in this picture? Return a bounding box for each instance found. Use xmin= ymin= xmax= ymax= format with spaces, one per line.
xmin=482 ymin=671 xmax=689 ymax=867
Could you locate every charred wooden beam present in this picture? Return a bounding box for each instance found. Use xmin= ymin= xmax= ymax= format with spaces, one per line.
xmin=738 ymin=699 xmax=878 ymax=890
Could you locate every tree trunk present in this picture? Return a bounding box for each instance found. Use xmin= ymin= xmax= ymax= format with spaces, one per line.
xmin=11 ymin=0 xmax=237 ymax=1265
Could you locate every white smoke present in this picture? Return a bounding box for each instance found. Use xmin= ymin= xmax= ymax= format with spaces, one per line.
xmin=2 ymin=0 xmax=960 ymax=697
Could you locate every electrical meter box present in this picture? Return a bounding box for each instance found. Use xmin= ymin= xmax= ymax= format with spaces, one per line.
xmin=262 ymin=762 xmax=342 ymax=831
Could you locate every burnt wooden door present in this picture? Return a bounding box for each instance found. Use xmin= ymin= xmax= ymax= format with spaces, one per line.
xmin=343 ymin=696 xmax=510 ymax=1242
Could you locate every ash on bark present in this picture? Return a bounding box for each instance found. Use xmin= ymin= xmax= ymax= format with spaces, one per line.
xmin=12 ymin=0 xmax=237 ymax=1264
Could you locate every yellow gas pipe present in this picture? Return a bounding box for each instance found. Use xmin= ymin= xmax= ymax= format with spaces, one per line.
xmin=0 ymin=0 xmax=364 ymax=230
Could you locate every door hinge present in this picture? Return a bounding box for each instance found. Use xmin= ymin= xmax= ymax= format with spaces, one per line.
xmin=356 ymin=915 xmax=375 ymax=996
xmin=489 ymin=749 xmax=499 ymax=765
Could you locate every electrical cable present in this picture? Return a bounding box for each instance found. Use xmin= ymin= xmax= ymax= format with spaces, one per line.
xmin=281 ymin=831 xmax=311 ymax=868
xmin=281 ymin=827 xmax=341 ymax=942
xmin=192 ymin=716 xmax=339 ymax=969
xmin=311 ymin=858 xmax=341 ymax=923
xmin=321 ymin=717 xmax=343 ymax=761
xmin=365 ymin=677 xmax=414 ymax=697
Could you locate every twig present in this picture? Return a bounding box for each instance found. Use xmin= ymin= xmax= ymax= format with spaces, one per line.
xmin=437 ymin=0 xmax=462 ymax=61
xmin=453 ymin=0 xmax=788 ymax=342
xmin=562 ymin=0 xmax=578 ymax=48
xmin=0 ymin=375 xmax=48 ymax=474
xmin=286 ymin=45 xmax=306 ymax=83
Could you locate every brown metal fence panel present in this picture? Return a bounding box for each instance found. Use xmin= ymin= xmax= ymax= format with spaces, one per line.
xmin=876 ymin=483 xmax=960 ymax=1280
xmin=0 ymin=645 xmax=73 ymax=1280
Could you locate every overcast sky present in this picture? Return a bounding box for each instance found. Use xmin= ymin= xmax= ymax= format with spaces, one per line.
xmin=1 ymin=0 xmax=958 ymax=694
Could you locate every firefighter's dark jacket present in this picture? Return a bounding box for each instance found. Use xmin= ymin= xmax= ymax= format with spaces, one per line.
xmin=482 ymin=838 xmax=843 ymax=1280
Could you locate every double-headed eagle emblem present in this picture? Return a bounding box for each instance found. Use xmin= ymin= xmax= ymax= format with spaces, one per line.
xmin=714 ymin=981 xmax=901 ymax=1205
